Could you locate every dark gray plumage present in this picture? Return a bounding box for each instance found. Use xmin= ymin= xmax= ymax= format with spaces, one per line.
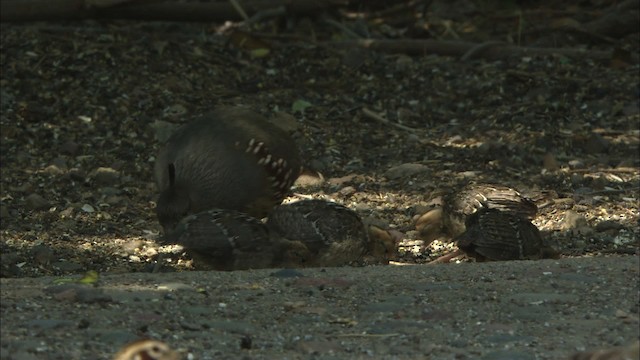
xmin=155 ymin=107 xmax=301 ymax=232
xmin=455 ymin=208 xmax=556 ymax=261
xmin=162 ymin=200 xmax=399 ymax=270
xmin=416 ymin=183 xmax=538 ymax=245
xmin=267 ymin=200 xmax=396 ymax=266
xmin=163 ymin=208 xmax=275 ymax=271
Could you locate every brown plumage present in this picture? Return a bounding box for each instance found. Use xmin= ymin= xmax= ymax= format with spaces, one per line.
xmin=155 ymin=107 xmax=301 ymax=233
xmin=112 ymin=339 xmax=180 ymax=360
xmin=416 ymin=183 xmax=538 ymax=246
xmin=163 ymin=201 xmax=397 ymax=270
xmin=455 ymin=208 xmax=556 ymax=261
xmin=163 ymin=208 xmax=275 ymax=271
xmin=568 ymin=340 xmax=639 ymax=360
xmin=267 ymin=200 xmax=396 ymax=267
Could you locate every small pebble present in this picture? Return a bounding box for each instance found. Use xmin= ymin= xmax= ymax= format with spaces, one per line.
xmin=51 ymin=157 xmax=68 ymax=170
xmin=270 ymin=269 xmax=304 ymax=278
xmin=568 ymin=159 xmax=584 ymax=168
xmin=0 ymin=204 xmax=10 ymax=219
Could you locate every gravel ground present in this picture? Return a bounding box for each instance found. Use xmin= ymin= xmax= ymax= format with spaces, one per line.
xmin=1 ymin=256 xmax=638 ymax=359
xmin=1 ymin=3 xmax=639 ymax=359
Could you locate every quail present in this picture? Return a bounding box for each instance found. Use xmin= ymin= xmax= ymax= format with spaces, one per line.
xmin=155 ymin=107 xmax=301 ymax=233
xmin=163 ymin=208 xmax=276 ymax=271
xmin=453 ymin=208 xmax=557 ymax=262
xmin=415 ymin=183 xmax=538 ymax=246
xmin=112 ymin=339 xmax=181 ymax=360
xmin=568 ymin=340 xmax=639 ymax=360
xmin=266 ymin=199 xmax=397 ymax=267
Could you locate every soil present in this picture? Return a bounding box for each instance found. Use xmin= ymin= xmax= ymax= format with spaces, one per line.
xmin=1 ymin=257 xmax=639 ymax=359
xmin=0 ymin=1 xmax=639 ymax=359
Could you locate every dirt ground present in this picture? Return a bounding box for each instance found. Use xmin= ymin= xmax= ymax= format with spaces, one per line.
xmin=0 ymin=1 xmax=639 ymax=358
xmin=1 ymin=257 xmax=639 ymax=359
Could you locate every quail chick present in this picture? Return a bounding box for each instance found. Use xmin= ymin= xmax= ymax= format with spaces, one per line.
xmin=453 ymin=208 xmax=557 ymax=262
xmin=364 ymin=223 xmax=400 ymax=264
xmin=415 ymin=183 xmax=538 ymax=246
xmin=155 ymin=107 xmax=301 ymax=233
xmin=267 ymin=199 xmax=396 ymax=267
xmin=112 ymin=339 xmax=181 ymax=360
xmin=568 ymin=340 xmax=639 ymax=360
xmin=163 ymin=208 xmax=275 ymax=271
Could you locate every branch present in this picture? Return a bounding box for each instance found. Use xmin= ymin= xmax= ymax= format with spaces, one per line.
xmin=328 ymin=39 xmax=614 ymax=62
xmin=0 ymin=0 xmax=346 ymax=22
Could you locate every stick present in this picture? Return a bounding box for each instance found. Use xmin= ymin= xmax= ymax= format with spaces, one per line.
xmin=361 ymin=107 xmax=419 ymax=133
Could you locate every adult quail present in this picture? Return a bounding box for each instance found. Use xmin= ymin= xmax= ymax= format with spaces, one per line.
xmin=163 ymin=208 xmax=276 ymax=271
xmin=453 ymin=208 xmax=557 ymax=262
xmin=415 ymin=183 xmax=538 ymax=246
xmin=266 ymin=199 xmax=397 ymax=267
xmin=155 ymin=107 xmax=301 ymax=233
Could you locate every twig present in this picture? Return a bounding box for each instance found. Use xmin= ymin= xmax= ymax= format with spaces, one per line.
xmin=576 ymin=189 xmax=627 ymax=195
xmin=323 ymin=18 xmax=363 ymax=39
xmin=428 ymin=249 xmax=463 ymax=264
xmin=460 ymin=41 xmax=506 ymax=61
xmin=387 ymin=261 xmax=414 ymax=266
xmin=334 ymin=333 xmax=401 ymax=338
xmin=567 ymin=168 xmax=638 ymax=174
xmin=361 ymin=107 xmax=419 ymax=133
xmin=329 ymin=39 xmax=612 ymax=62
xmin=0 ymin=0 xmax=338 ymax=22
xmin=245 ymin=5 xmax=286 ymax=25
xmin=228 ymin=0 xmax=249 ymax=21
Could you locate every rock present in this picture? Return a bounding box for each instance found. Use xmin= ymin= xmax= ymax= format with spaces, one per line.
xmin=543 ymin=153 xmax=559 ymax=171
xmin=384 ymin=163 xmax=430 ymax=179
xmin=582 ymin=133 xmax=610 ymax=154
xmin=594 ymin=220 xmax=623 ymax=232
xmin=51 ymin=157 xmax=68 ymax=170
xmin=93 ymin=167 xmax=120 ymax=186
xmin=42 ymin=164 xmax=64 ymax=176
xmin=0 ymin=204 xmax=10 ymax=219
xmin=60 ymin=141 xmax=80 ymax=155
xmin=67 ymin=168 xmax=86 ymax=182
xmin=31 ymin=245 xmax=54 ymax=265
xmin=25 ymin=193 xmax=50 ymax=211
xmin=568 ymin=159 xmax=585 ymax=168
xmin=338 ymin=186 xmax=357 ymax=196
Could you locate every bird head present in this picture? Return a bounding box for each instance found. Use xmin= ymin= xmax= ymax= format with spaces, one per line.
xmin=156 ymin=185 xmax=191 ymax=235
xmin=414 ymin=207 xmax=445 ymax=246
xmin=365 ymin=224 xmax=401 ymax=263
